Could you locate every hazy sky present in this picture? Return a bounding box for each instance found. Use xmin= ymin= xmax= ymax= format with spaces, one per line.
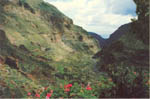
xmin=45 ymin=0 xmax=136 ymax=38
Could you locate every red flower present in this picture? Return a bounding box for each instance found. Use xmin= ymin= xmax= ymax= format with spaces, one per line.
xmin=46 ymin=96 xmax=50 ymax=99
xmin=64 ymin=88 xmax=70 ymax=92
xmin=133 ymin=72 xmax=136 ymax=75
xmin=86 ymin=85 xmax=92 ymax=90
xmin=47 ymin=93 xmax=52 ymax=97
xmin=68 ymin=84 xmax=72 ymax=87
xmin=64 ymin=85 xmax=67 ymax=88
xmin=45 ymin=86 xmax=48 ymax=90
xmin=64 ymin=84 xmax=72 ymax=88
xmin=27 ymin=92 xmax=31 ymax=96
xmin=86 ymin=87 xmax=92 ymax=90
xmin=35 ymin=93 xmax=40 ymax=98
xmin=50 ymin=90 xmax=53 ymax=93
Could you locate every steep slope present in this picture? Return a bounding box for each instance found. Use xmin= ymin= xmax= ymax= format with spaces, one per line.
xmin=89 ymin=23 xmax=130 ymax=48
xmin=93 ymin=0 xmax=149 ymax=98
xmin=105 ymin=23 xmax=131 ymax=47
xmin=88 ymin=32 xmax=106 ymax=48
xmin=0 ymin=0 xmax=100 ymax=98
xmin=1 ymin=0 xmax=99 ymax=58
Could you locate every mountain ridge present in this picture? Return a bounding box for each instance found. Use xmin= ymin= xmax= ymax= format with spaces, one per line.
xmin=88 ymin=23 xmax=131 ymax=48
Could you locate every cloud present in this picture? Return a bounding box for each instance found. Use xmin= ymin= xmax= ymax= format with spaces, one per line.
xmin=44 ymin=0 xmax=136 ymax=38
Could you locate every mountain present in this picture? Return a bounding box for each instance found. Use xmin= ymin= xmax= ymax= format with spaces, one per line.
xmin=88 ymin=32 xmax=106 ymax=48
xmin=93 ymin=0 xmax=149 ymax=97
xmin=89 ymin=23 xmax=130 ymax=48
xmin=105 ymin=23 xmax=131 ymax=47
xmin=0 ymin=0 xmax=100 ymax=98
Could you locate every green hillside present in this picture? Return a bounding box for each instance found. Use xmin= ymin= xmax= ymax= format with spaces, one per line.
xmin=0 ymin=0 xmax=102 ymax=98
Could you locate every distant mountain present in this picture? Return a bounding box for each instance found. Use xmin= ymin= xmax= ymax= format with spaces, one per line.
xmin=88 ymin=23 xmax=130 ymax=48
xmin=88 ymin=32 xmax=106 ymax=48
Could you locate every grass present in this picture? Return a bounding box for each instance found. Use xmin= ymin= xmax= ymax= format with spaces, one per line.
xmin=0 ymin=64 xmax=41 ymax=98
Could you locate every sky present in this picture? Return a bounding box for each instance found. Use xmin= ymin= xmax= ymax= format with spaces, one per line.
xmin=44 ymin=0 xmax=137 ymax=38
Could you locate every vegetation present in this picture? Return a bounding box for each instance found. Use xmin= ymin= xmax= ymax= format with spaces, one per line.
xmin=93 ymin=0 xmax=149 ymax=98
xmin=0 ymin=0 xmax=149 ymax=98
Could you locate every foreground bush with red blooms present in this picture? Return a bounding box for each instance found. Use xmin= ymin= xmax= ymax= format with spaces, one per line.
xmin=24 ymin=68 xmax=149 ymax=98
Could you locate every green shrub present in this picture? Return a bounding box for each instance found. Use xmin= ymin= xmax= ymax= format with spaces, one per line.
xmin=98 ymin=63 xmax=149 ymax=98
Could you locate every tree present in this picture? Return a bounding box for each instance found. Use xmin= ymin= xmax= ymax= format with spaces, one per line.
xmin=133 ymin=0 xmax=149 ymax=20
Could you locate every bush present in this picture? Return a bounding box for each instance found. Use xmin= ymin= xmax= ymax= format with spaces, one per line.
xmin=99 ymin=63 xmax=149 ymax=98
xmin=25 ymin=79 xmax=116 ymax=98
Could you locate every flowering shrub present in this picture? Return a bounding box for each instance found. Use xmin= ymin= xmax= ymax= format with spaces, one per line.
xmin=86 ymin=85 xmax=92 ymax=90
xmin=27 ymin=92 xmax=31 ymax=96
xmin=35 ymin=93 xmax=40 ymax=98
xmin=25 ymin=83 xmax=98 ymax=98
xmin=24 ymin=76 xmax=117 ymax=98
xmin=98 ymin=63 xmax=150 ymax=98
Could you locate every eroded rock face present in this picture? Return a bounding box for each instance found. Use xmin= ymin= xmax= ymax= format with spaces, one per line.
xmin=0 ymin=56 xmax=5 ymax=66
xmin=0 ymin=30 xmax=9 ymax=49
xmin=5 ymin=57 xmax=19 ymax=70
xmin=18 ymin=0 xmax=35 ymax=14
xmin=0 ymin=30 xmax=7 ymax=41
xmin=19 ymin=45 xmax=30 ymax=53
xmin=0 ymin=85 xmax=6 ymax=98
